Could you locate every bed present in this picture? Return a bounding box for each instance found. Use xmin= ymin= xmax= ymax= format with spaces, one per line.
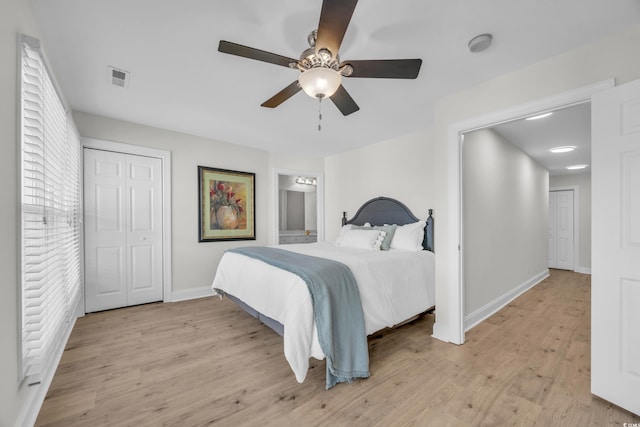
xmin=211 ymin=197 xmax=435 ymax=388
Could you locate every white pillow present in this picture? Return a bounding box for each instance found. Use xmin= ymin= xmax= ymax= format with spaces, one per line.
xmin=390 ymin=220 xmax=426 ymax=251
xmin=337 ymin=229 xmax=386 ymax=251
xmin=335 ymin=224 xmax=353 ymax=245
xmin=335 ymin=223 xmax=373 ymax=245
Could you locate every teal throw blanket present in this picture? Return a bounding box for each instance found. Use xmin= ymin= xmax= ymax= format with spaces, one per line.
xmin=227 ymin=246 xmax=370 ymax=389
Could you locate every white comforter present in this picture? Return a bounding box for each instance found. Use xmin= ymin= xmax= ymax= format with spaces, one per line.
xmin=211 ymin=242 xmax=435 ymax=383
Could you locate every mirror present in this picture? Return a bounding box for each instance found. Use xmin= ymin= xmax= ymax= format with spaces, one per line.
xmin=279 ymin=190 xmax=316 ymax=231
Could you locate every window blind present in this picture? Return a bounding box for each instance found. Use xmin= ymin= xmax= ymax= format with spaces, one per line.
xmin=20 ymin=36 xmax=82 ymax=381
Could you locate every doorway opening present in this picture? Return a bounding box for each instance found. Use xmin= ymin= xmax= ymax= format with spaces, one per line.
xmin=439 ymin=79 xmax=612 ymax=345
xmin=272 ymin=168 xmax=325 ymax=246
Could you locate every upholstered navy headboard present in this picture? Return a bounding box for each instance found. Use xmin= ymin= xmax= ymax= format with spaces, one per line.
xmin=341 ymin=197 xmax=434 ymax=252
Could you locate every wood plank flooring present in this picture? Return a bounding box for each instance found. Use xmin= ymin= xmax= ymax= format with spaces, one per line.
xmin=36 ymin=270 xmax=640 ymax=426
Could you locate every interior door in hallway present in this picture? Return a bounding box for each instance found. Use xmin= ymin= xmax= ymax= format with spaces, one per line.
xmin=592 ymin=78 xmax=640 ymax=415
xmin=84 ymin=149 xmax=163 ymax=312
xmin=548 ymin=190 xmax=574 ymax=270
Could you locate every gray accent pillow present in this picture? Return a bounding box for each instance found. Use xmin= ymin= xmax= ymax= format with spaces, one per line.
xmin=352 ymin=224 xmax=397 ymax=251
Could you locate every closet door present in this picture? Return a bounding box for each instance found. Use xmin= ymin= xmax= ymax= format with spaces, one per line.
xmin=84 ymin=149 xmax=163 ymax=312
xmin=126 ymin=155 xmax=164 ymax=306
xmin=84 ymin=150 xmax=127 ymax=312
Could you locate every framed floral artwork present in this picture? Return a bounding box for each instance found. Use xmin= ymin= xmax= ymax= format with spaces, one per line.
xmin=198 ymin=166 xmax=255 ymax=242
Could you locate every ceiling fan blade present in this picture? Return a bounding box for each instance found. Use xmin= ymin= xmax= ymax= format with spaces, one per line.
xmin=342 ymin=59 xmax=422 ymax=79
xmin=330 ymin=85 xmax=359 ymax=116
xmin=315 ymin=0 xmax=358 ymax=59
xmin=261 ymin=81 xmax=302 ymax=108
xmin=218 ymin=40 xmax=297 ymax=68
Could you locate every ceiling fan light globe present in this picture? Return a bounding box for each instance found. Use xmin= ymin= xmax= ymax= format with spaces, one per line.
xmin=298 ymin=67 xmax=342 ymax=99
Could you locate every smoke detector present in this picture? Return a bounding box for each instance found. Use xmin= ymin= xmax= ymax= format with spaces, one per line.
xmin=107 ymin=66 xmax=130 ymax=88
xmin=468 ymin=33 xmax=493 ymax=53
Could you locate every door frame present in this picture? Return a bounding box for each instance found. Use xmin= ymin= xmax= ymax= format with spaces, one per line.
xmin=440 ymin=79 xmax=613 ymax=345
xmin=272 ymin=168 xmax=325 ymax=246
xmin=549 ymin=186 xmax=581 ymax=273
xmin=82 ymin=138 xmax=173 ymax=305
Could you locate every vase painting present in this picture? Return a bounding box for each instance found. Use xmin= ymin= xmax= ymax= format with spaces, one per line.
xmin=209 ymin=180 xmax=245 ymax=230
xmin=198 ymin=166 xmax=255 ymax=241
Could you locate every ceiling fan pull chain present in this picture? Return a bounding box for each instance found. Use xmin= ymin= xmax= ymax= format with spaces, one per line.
xmin=318 ymin=96 xmax=323 ymax=131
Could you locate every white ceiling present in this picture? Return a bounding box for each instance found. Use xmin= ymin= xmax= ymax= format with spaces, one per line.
xmin=30 ymin=0 xmax=640 ymax=157
xmin=491 ymin=102 xmax=591 ymax=176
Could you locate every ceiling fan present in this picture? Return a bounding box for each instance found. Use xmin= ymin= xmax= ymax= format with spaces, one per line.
xmin=218 ymin=0 xmax=422 ymax=117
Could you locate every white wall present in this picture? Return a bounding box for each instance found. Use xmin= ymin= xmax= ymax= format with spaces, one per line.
xmin=325 ymin=24 xmax=640 ymax=343
xmin=74 ymin=111 xmax=270 ymax=299
xmin=431 ymin=24 xmax=640 ymax=341
xmin=324 ymin=128 xmax=435 ymax=240
xmin=73 ymin=111 xmax=324 ymax=300
xmin=550 ymin=172 xmax=591 ymax=272
xmin=462 ymin=129 xmax=548 ymax=317
xmin=1 ymin=1 xmax=46 ymax=425
xmin=434 ymin=26 xmax=640 ymax=344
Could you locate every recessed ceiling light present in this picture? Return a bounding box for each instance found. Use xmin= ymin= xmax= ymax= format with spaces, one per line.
xmin=526 ymin=112 xmax=553 ymax=121
xmin=549 ymin=146 xmax=576 ymax=153
xmin=566 ymin=164 xmax=588 ymax=170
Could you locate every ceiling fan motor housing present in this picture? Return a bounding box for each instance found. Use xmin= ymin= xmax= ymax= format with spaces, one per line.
xmin=298 ymin=45 xmax=340 ymax=71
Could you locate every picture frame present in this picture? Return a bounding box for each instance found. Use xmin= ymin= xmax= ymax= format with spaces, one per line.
xmin=198 ymin=166 xmax=255 ymax=242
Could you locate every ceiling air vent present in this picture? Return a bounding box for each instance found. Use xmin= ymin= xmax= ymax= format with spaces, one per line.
xmin=108 ymin=66 xmax=130 ymax=88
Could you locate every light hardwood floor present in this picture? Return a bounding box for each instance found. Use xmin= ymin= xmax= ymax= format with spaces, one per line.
xmin=36 ymin=270 xmax=639 ymax=426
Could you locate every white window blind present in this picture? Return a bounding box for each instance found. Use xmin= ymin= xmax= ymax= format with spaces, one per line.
xmin=20 ymin=35 xmax=82 ymax=381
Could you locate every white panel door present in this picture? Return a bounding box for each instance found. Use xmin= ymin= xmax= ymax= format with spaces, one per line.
xmin=84 ymin=149 xmax=127 ymax=312
xmin=592 ymin=78 xmax=640 ymax=415
xmin=84 ymin=149 xmax=163 ymax=312
xmin=127 ymin=155 xmax=163 ymax=306
xmin=548 ymin=190 xmax=574 ymax=270
xmin=555 ymin=190 xmax=574 ymax=270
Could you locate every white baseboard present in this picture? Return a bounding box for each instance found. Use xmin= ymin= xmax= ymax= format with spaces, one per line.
xmin=170 ymin=286 xmax=214 ymax=302
xmin=431 ymin=322 xmax=457 ymax=345
xmin=464 ymin=269 xmax=550 ymax=332
xmin=575 ymin=266 xmax=591 ymax=275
